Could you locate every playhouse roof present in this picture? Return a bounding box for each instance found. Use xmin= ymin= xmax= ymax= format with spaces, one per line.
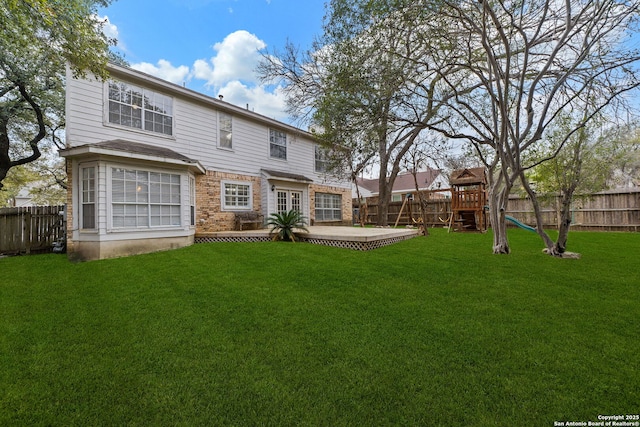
xmin=450 ymin=167 xmax=487 ymax=186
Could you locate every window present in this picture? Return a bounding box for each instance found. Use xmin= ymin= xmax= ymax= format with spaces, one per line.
xmin=81 ymin=166 xmax=96 ymax=229
xmin=315 ymin=145 xmax=329 ymax=173
xmin=276 ymin=190 xmax=302 ymax=214
xmin=315 ymin=193 xmax=342 ymax=221
xmin=219 ymin=112 xmax=232 ymax=149
xmin=277 ymin=191 xmax=288 ymax=214
xmin=269 ymin=129 xmax=287 ymax=160
xmin=222 ymin=182 xmax=251 ymax=209
xmin=108 ymin=80 xmax=173 ymax=135
xmin=111 ymin=168 xmax=181 ymax=228
xmin=189 ymin=176 xmax=196 ymax=226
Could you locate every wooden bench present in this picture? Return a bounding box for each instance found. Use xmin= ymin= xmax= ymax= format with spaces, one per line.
xmin=234 ymin=211 xmax=264 ymax=231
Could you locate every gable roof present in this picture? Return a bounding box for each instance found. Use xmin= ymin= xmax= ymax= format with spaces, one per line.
xmin=450 ymin=167 xmax=487 ymax=186
xmin=356 ymin=168 xmax=443 ymax=195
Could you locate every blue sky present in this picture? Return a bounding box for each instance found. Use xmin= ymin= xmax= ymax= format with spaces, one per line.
xmin=98 ymin=0 xmax=326 ymax=122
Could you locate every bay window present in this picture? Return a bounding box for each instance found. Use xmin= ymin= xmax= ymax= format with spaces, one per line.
xmin=80 ymin=166 xmax=96 ymax=229
xmin=111 ymin=168 xmax=181 ymax=228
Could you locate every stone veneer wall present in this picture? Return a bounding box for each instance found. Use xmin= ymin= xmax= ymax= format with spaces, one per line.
xmin=65 ymin=159 xmax=76 ymax=257
xmin=309 ymin=184 xmax=353 ymax=225
xmin=195 ymin=170 xmax=263 ymax=233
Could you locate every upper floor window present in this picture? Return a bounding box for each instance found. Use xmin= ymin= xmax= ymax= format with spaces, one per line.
xmin=218 ymin=112 xmax=232 ymax=149
xmin=108 ymin=81 xmax=173 ymax=136
xmin=269 ymin=129 xmax=287 ymax=160
xmin=315 ymin=145 xmax=329 ymax=173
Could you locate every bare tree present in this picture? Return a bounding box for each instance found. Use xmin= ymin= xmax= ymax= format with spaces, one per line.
xmin=258 ymin=0 xmax=455 ymax=226
xmin=424 ymin=0 xmax=640 ymax=254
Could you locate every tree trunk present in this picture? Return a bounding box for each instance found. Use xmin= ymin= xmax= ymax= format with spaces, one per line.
xmin=554 ymin=189 xmax=575 ymax=254
xmin=487 ymin=181 xmax=511 ymax=254
xmin=519 ymin=172 xmax=561 ymax=256
xmin=377 ymin=181 xmax=390 ymax=226
xmin=0 ymin=121 xmax=12 ymax=190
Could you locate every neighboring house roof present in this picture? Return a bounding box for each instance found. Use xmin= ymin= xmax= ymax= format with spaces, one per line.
xmin=60 ymin=139 xmax=206 ymax=174
xmin=356 ymin=168 xmax=444 ymax=195
xmin=450 ymin=167 xmax=487 ymax=186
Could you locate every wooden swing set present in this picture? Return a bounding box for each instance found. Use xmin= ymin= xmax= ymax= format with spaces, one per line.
xmin=448 ymin=167 xmax=488 ymax=232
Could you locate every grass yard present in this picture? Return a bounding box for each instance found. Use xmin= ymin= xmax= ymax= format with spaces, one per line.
xmin=1 ymin=229 xmax=639 ymax=426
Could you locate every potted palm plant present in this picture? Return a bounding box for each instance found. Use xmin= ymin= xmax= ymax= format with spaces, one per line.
xmin=267 ymin=209 xmax=309 ymax=242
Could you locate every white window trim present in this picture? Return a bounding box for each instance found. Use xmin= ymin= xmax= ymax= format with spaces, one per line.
xmin=217 ymin=111 xmax=233 ymax=151
xmin=103 ymin=80 xmax=176 ymax=140
xmin=315 ymin=145 xmax=329 ymax=173
xmin=221 ymin=180 xmax=253 ymax=211
xmin=315 ymin=192 xmax=343 ymax=222
xmin=189 ymin=176 xmax=196 ymax=227
xmin=78 ymin=162 xmax=98 ymax=232
xmin=105 ymin=164 xmax=186 ymax=232
xmin=268 ymin=128 xmax=287 ymax=161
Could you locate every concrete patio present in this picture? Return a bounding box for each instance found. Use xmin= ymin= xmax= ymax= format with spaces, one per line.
xmin=195 ymin=226 xmax=420 ymax=250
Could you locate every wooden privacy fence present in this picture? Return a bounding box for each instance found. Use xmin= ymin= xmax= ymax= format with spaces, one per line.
xmin=356 ymin=188 xmax=640 ymax=231
xmin=0 ymin=205 xmax=66 ymax=255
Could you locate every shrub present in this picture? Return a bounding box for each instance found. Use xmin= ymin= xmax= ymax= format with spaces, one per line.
xmin=267 ymin=209 xmax=308 ymax=242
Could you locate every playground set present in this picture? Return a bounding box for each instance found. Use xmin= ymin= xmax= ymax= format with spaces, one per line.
xmin=449 ymin=167 xmax=488 ymax=232
xmin=392 ymin=167 xmax=537 ymax=233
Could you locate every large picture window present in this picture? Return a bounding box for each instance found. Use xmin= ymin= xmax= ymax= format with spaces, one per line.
xmin=111 ymin=168 xmax=181 ymax=228
xmin=81 ymin=166 xmax=96 ymax=229
xmin=108 ymin=80 xmax=173 ymax=136
xmin=269 ymin=129 xmax=287 ymax=160
xmin=315 ymin=193 xmax=342 ymax=221
xmin=222 ymin=182 xmax=251 ymax=210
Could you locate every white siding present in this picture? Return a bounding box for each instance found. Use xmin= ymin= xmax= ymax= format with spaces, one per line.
xmin=66 ymin=67 xmax=350 ymax=191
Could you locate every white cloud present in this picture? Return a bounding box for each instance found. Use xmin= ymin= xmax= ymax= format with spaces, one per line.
xmin=99 ymin=15 xmax=119 ymax=40
xmin=131 ymin=60 xmax=191 ymax=85
xmin=106 ymin=28 xmax=290 ymax=122
xmin=193 ymin=30 xmax=267 ymax=89
xmin=218 ymin=81 xmax=288 ymax=122
xmin=95 ymin=15 xmax=125 ymax=51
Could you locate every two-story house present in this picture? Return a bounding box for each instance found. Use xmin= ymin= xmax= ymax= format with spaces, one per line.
xmin=61 ymin=63 xmax=352 ymax=261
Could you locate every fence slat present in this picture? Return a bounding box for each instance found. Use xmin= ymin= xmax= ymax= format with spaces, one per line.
xmin=0 ymin=205 xmax=65 ymax=255
xmin=356 ymin=189 xmax=640 ymax=231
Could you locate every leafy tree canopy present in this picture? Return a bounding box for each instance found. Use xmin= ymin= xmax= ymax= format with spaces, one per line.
xmin=0 ymin=0 xmax=115 ymax=191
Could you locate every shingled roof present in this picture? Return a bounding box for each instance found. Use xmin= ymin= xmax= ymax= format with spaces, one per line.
xmin=450 ymin=167 xmax=487 ymax=186
xmin=356 ymin=168 xmax=443 ymax=195
xmin=59 ymin=139 xmax=205 ymax=173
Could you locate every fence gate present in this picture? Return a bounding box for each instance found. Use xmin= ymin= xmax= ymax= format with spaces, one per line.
xmin=0 ymin=205 xmax=65 ymax=255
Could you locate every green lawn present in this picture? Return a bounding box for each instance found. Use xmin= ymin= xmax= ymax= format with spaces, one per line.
xmin=1 ymin=229 xmax=639 ymax=426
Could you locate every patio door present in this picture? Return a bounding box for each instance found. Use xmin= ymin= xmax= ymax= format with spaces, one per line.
xmin=276 ymin=190 xmax=302 ymax=214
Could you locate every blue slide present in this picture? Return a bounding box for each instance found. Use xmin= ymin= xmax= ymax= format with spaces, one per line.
xmin=505 ymin=215 xmax=536 ymax=233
